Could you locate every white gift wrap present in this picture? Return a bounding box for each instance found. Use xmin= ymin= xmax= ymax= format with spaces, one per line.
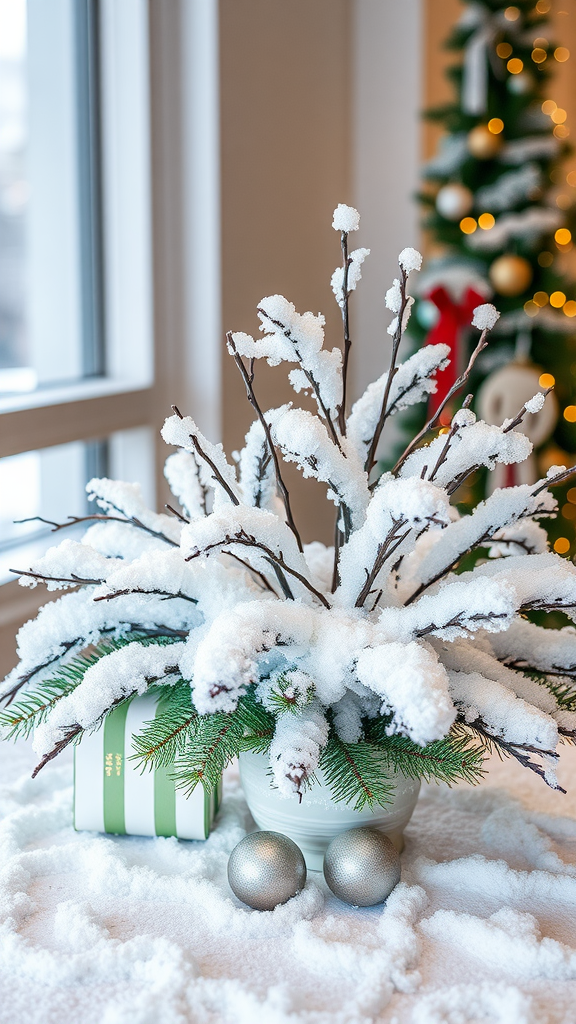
xmin=74 ymin=692 xmax=221 ymax=840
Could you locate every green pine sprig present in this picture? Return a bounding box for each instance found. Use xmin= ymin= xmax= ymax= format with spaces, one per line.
xmin=319 ymin=734 xmax=396 ymax=811
xmin=130 ymin=681 xmax=198 ymax=770
xmin=0 ymin=634 xmax=182 ymax=744
xmin=365 ymin=716 xmax=488 ymax=787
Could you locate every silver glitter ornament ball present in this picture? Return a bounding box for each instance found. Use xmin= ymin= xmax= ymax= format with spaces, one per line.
xmin=227 ymin=830 xmax=307 ymax=911
xmin=323 ymin=828 xmax=401 ymax=907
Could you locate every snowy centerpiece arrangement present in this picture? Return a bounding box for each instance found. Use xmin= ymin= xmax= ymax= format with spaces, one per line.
xmin=2 ymin=205 xmax=576 ymax=825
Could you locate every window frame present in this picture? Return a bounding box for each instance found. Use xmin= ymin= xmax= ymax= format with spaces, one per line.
xmin=0 ymin=0 xmax=156 ymax=652
xmin=0 ymin=0 xmax=222 ymax=674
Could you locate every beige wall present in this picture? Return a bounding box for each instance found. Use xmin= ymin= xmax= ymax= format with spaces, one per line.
xmin=219 ymin=0 xmax=351 ymax=545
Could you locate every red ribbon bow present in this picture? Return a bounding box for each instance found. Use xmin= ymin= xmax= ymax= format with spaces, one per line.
xmin=425 ymin=285 xmax=487 ymax=415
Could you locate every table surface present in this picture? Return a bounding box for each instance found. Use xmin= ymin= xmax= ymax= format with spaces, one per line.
xmin=1 ymin=737 xmax=576 ymax=1024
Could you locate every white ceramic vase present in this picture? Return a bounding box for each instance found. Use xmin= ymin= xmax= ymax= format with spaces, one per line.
xmin=238 ymin=750 xmax=421 ymax=871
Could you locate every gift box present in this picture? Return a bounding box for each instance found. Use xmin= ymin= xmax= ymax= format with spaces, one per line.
xmin=74 ymin=692 xmax=221 ymax=839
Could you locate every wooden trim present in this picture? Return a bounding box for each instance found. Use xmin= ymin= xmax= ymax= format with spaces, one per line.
xmin=0 ymin=387 xmax=154 ymax=458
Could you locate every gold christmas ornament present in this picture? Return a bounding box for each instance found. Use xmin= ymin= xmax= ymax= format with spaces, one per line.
xmin=435 ymin=183 xmax=474 ymax=221
xmin=489 ymin=254 xmax=533 ymax=296
xmin=467 ymin=124 xmax=503 ymax=159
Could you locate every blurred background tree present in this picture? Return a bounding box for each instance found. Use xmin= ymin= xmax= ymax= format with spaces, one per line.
xmin=397 ymin=0 xmax=576 ymax=557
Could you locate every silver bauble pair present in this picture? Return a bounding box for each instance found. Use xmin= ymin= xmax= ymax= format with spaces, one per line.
xmin=323 ymin=827 xmax=401 ymax=907
xmin=227 ymin=830 xmax=306 ymax=910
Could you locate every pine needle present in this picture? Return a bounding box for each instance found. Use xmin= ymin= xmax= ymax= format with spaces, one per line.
xmin=129 ymin=681 xmax=198 ymax=771
xmin=365 ymin=716 xmax=488 ymax=787
xmin=319 ymin=735 xmax=396 ymax=811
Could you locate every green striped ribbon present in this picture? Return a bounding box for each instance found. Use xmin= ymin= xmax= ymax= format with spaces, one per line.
xmin=102 ymin=694 xmax=214 ymax=839
xmin=102 ymin=699 xmax=132 ymax=834
xmin=153 ymin=692 xmax=177 ymax=837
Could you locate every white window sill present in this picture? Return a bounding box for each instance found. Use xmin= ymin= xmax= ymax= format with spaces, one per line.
xmin=0 ymin=377 xmax=153 ymax=416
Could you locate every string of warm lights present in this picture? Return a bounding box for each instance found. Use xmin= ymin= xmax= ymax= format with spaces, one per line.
xmin=460 ymin=2 xmax=575 ymax=555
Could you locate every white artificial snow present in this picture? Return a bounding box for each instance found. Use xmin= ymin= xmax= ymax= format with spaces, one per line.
xmin=87 ymin=478 xmax=182 ymax=545
xmin=398 ymin=247 xmax=423 ymax=274
xmin=410 ymin=485 xmax=556 ymax=595
xmin=464 ymin=552 xmax=576 ymax=620
xmin=269 ymin=704 xmax=329 ymax=797
xmin=332 ymin=203 xmax=360 ymax=232
xmin=330 ymin=690 xmax=364 ymax=743
xmin=524 ymin=392 xmax=546 ymax=414
xmin=472 ymin=303 xmax=500 ymax=331
xmin=302 ymin=542 xmax=334 ymax=595
xmin=82 ymin=521 xmax=168 ymax=560
xmin=447 ymin=669 xmax=559 ymax=752
xmin=161 ymin=414 xmax=240 ymax=508
xmin=17 ymin=540 xmax=122 ymax=591
xmin=189 ymin=600 xmax=315 ymax=713
xmin=421 ymin=905 xmax=576 ymax=980
xmin=270 ymin=406 xmax=369 ymax=530
xmin=330 ymin=248 xmax=370 ymax=308
xmin=180 ymin=504 xmax=316 ymax=604
xmin=400 ymin=419 xmax=532 ymax=489
xmin=232 ymin=295 xmax=343 ymax=422
xmin=346 ymin=345 xmax=451 ymax=463
xmin=33 ymin=641 xmax=186 ymax=757
xmin=164 ymin=450 xmax=208 ymax=519
xmin=488 ymin=618 xmax=576 ymax=675
xmin=437 ymin=639 xmax=576 ymax=735
xmin=336 ymin=477 xmax=451 ymax=608
xmin=238 ymin=417 xmax=278 ymax=510
xmin=385 ymin=278 xmax=402 ymax=312
xmin=378 ymin=575 xmax=517 ymax=642
xmin=355 ymin=642 xmax=455 ymax=745
xmin=387 ymin=296 xmax=414 ymax=337
xmin=488 ymin=518 xmax=551 ymax=558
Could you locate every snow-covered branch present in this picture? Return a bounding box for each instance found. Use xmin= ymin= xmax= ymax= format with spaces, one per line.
xmin=162 ymin=409 xmax=241 ymax=508
xmin=180 ymin=506 xmax=330 ymax=607
xmin=269 ymin=406 xmax=369 ymax=537
xmin=347 ymin=344 xmax=450 ymax=466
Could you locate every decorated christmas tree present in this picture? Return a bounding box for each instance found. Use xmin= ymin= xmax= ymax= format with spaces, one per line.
xmin=405 ymin=0 xmax=576 ymax=556
xmin=2 ymin=204 xmax=576 ymax=808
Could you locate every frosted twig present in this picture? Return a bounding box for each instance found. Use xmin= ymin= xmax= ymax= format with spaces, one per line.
xmin=355 ymin=517 xmax=411 ymax=609
xmin=185 ymin=529 xmax=331 ymax=608
xmin=532 ymin=463 xmax=576 ymax=496
xmin=336 ymin=232 xmax=353 ymax=435
xmin=14 ymin=513 xmax=179 ymax=548
xmin=32 ymin=724 xmax=82 ymax=777
xmin=226 ymin=333 xmax=303 ymax=551
xmin=393 ymin=329 xmax=490 ymax=475
xmin=463 ymin=719 xmax=565 ymax=792
xmin=256 ymin=306 xmax=343 ymax=450
xmin=365 ymin=266 xmax=408 ymax=475
xmin=165 ymin=504 xmax=190 ymax=524
xmin=10 ymin=569 xmax=105 ymax=587
xmin=415 ymin=609 xmax=509 ymax=638
xmin=428 ymin=395 xmax=473 ymax=483
xmin=94 ymin=588 xmax=198 ymax=605
xmin=171 ymin=405 xmax=240 ymax=506
xmin=223 ymin=551 xmax=280 ymax=596
xmin=503 ymin=386 xmax=554 ymax=434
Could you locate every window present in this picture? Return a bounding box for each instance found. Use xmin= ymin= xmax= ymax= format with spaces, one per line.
xmin=0 ymin=0 xmax=221 ymax=674
xmin=0 ymin=0 xmax=106 ymax=396
xmin=0 ymin=0 xmax=156 ymax=660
